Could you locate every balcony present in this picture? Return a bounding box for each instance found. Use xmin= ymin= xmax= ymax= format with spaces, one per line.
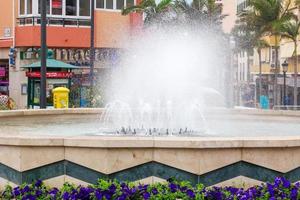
xmin=17 ymin=16 xmax=91 ymax=27
xmin=15 ymin=17 xmax=91 ymax=48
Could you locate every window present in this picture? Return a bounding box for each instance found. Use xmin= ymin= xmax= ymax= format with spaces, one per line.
xmin=66 ymin=0 xmax=77 ymax=16
xmin=79 ymin=0 xmax=90 ymax=16
xmin=106 ymin=0 xmax=113 ymax=9
xmin=19 ymin=0 xmax=33 ymax=15
xmin=27 ymin=0 xmax=32 ymax=14
xmin=96 ymin=0 xmax=104 ymax=8
xmin=117 ymin=0 xmax=124 ymax=9
xmin=52 ymin=0 xmax=63 ymax=15
xmin=20 ymin=0 xmax=91 ymax=20
xmin=96 ymin=0 xmax=134 ymax=10
xmin=38 ymin=0 xmax=51 ymax=14
xmin=126 ymin=0 xmax=134 ymax=7
xmin=20 ymin=0 xmax=25 ymax=15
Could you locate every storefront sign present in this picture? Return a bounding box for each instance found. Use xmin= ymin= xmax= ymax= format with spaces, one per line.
xmin=0 ymin=68 xmax=5 ymax=77
xmin=26 ymin=72 xmax=74 ymax=78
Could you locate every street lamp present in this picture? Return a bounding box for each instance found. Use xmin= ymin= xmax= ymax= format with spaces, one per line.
xmin=282 ymin=60 xmax=289 ymax=106
xmin=40 ymin=0 xmax=47 ymax=109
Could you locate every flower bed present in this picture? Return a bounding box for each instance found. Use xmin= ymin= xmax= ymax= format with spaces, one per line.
xmin=1 ymin=177 xmax=299 ymax=200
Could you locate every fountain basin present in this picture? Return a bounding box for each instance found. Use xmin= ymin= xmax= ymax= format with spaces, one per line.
xmin=0 ymin=108 xmax=300 ymax=188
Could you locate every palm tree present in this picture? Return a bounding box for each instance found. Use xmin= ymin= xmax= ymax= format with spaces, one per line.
xmin=245 ymin=0 xmax=294 ymax=106
xmin=173 ymin=0 xmax=227 ymax=30
xmin=255 ymin=39 xmax=270 ymax=101
xmin=280 ymin=18 xmax=300 ymax=107
xmin=121 ymin=0 xmax=173 ymax=26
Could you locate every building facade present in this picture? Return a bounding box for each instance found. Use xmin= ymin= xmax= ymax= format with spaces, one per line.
xmin=0 ymin=0 xmax=141 ymax=108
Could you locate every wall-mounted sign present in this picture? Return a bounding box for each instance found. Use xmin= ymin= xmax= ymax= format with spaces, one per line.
xmin=21 ymin=84 xmax=27 ymax=95
xmin=4 ymin=28 xmax=11 ymax=37
xmin=26 ymin=72 xmax=74 ymax=78
xmin=9 ymin=48 xmax=16 ymax=67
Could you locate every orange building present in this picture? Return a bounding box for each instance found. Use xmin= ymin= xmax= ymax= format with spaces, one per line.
xmin=0 ymin=0 xmax=141 ymax=108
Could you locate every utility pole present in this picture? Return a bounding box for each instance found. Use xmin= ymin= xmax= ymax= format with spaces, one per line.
xmin=40 ymin=0 xmax=47 ymax=109
xmin=90 ymin=0 xmax=95 ymax=105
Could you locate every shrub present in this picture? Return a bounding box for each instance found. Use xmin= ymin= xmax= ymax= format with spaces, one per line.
xmin=1 ymin=177 xmax=300 ymax=200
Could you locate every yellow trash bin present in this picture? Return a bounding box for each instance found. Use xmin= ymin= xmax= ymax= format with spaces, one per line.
xmin=52 ymin=87 xmax=70 ymax=109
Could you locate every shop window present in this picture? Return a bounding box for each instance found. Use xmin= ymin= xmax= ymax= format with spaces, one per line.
xmin=66 ymin=0 xmax=77 ymax=16
xmin=79 ymin=0 xmax=90 ymax=16
xmin=52 ymin=0 xmax=63 ymax=15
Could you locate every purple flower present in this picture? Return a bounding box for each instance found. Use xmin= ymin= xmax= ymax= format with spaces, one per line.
xmin=282 ymin=178 xmax=291 ymax=188
xmin=95 ymin=190 xmax=102 ymax=200
xmin=169 ymin=183 xmax=178 ymax=193
xmin=49 ymin=188 xmax=59 ymax=197
xmin=291 ymin=188 xmax=298 ymax=200
xmin=117 ymin=193 xmax=128 ymax=200
xmin=62 ymin=192 xmax=70 ymax=200
xmin=274 ymin=177 xmax=282 ymax=187
xmin=109 ymin=184 xmax=117 ymax=193
xmin=186 ymin=189 xmax=195 ymax=199
xmin=151 ymin=188 xmax=158 ymax=195
xmin=34 ymin=180 xmax=42 ymax=188
xmin=23 ymin=185 xmax=30 ymax=193
xmin=143 ymin=192 xmax=150 ymax=200
xmin=104 ymin=193 xmax=112 ymax=199
xmin=35 ymin=190 xmax=42 ymax=197
xmin=22 ymin=194 xmax=36 ymax=200
xmin=13 ymin=188 xmax=21 ymax=196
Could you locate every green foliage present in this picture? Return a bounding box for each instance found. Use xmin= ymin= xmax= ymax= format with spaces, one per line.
xmin=122 ymin=0 xmax=227 ymax=30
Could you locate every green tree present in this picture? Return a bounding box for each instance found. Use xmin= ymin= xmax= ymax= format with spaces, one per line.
xmin=245 ymin=0 xmax=294 ymax=106
xmin=255 ymin=39 xmax=270 ymax=101
xmin=173 ymin=0 xmax=227 ymax=30
xmin=121 ymin=0 xmax=173 ymax=26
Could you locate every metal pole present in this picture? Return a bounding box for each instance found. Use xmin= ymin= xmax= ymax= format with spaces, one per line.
xmin=40 ymin=0 xmax=47 ymax=109
xmin=258 ymin=50 xmax=262 ymax=105
xmin=274 ymin=36 xmax=279 ymax=108
xmin=283 ymin=71 xmax=286 ymax=106
xmin=89 ymin=0 xmax=95 ymax=105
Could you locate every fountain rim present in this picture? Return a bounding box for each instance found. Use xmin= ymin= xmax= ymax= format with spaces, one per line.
xmin=1 ymin=107 xmax=300 ymax=118
xmin=1 ymin=108 xmax=300 ymax=149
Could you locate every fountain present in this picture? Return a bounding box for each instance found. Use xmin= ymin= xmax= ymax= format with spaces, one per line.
xmin=1 ymin=12 xmax=300 ymax=189
xmin=99 ymin=26 xmax=227 ymax=136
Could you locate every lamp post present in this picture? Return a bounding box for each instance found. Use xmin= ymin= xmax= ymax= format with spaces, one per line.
xmin=89 ymin=0 xmax=95 ymax=106
xmin=40 ymin=0 xmax=47 ymax=109
xmin=282 ymin=60 xmax=289 ymax=106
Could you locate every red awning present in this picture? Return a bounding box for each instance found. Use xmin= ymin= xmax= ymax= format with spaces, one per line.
xmin=0 ymin=39 xmax=13 ymax=48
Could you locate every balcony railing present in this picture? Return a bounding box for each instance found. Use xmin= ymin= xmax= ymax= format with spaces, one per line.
xmin=17 ymin=16 xmax=91 ymax=27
